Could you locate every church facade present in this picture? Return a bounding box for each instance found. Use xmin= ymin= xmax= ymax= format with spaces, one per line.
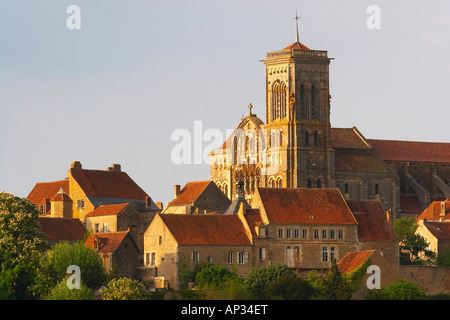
xmin=210 ymin=35 xmax=450 ymax=219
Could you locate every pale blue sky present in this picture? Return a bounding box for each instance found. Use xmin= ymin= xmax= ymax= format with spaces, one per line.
xmin=1 ymin=1 xmax=449 ymax=205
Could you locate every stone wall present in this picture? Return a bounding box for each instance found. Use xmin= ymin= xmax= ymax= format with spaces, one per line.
xmin=399 ymin=265 xmax=450 ymax=295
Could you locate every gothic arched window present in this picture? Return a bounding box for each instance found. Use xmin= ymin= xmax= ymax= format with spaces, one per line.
xmin=314 ymin=131 xmax=319 ymax=147
xmin=305 ymin=131 xmax=310 ymax=147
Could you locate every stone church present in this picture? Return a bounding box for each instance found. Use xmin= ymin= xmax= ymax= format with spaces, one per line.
xmin=210 ymin=29 xmax=450 ymax=219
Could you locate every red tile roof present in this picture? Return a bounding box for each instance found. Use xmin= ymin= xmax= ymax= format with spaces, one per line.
xmin=338 ymin=250 xmax=375 ymax=274
xmin=84 ymin=231 xmax=131 ymax=252
xmin=50 ymin=188 xmax=72 ymax=202
xmin=39 ymin=217 xmax=87 ymax=242
xmin=421 ymin=221 xmax=450 ymax=240
xmin=256 ymin=188 xmax=358 ymax=225
xmin=331 ymin=128 xmax=372 ymax=150
xmin=368 ymin=139 xmax=450 ymax=164
xmin=335 ymin=151 xmax=392 ymax=173
xmin=27 ymin=180 xmax=70 ymax=214
xmin=70 ymin=168 xmax=148 ymax=200
xmin=159 ymin=214 xmax=252 ymax=246
xmin=347 ymin=200 xmax=398 ymax=241
xmin=168 ymin=181 xmax=212 ymax=206
xmin=85 ymin=203 xmax=130 ymax=217
xmin=400 ymin=196 xmax=423 ymax=215
xmin=244 ymin=209 xmax=264 ymax=237
xmin=283 ymin=41 xmax=311 ymax=50
xmin=416 ymin=200 xmax=450 ymax=221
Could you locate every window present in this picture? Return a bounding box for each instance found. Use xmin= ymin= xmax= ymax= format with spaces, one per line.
xmin=294 ymin=229 xmax=299 ymax=239
xmin=314 ymin=229 xmax=319 ymax=239
xmin=237 ymin=252 xmax=248 ymax=265
xmin=375 ymin=184 xmax=379 ymax=195
xmin=338 ymin=230 xmax=343 ymax=240
xmin=228 ymin=252 xmax=233 ymax=264
xmin=307 ymin=179 xmax=312 ymax=188
xmin=322 ymin=247 xmax=328 ymax=262
xmin=103 ymin=223 xmax=109 ymax=233
xmin=77 ymin=199 xmax=85 ymax=209
xmin=159 ymin=236 xmax=162 ymax=245
xmin=193 ymin=251 xmax=199 ymax=263
xmin=344 ymin=183 xmax=349 ymax=194
xmin=304 ymin=131 xmax=310 ymax=147
xmin=278 ymin=229 xmax=283 ymax=239
xmin=314 ymin=131 xmax=319 ymax=147
xmin=40 ymin=204 xmax=46 ymax=215
xmin=259 ymin=248 xmax=266 ymax=261
xmin=316 ymin=179 xmax=322 ymax=188
xmin=146 ymin=252 xmax=156 ymax=266
xmin=277 ymin=179 xmax=282 ymax=188
xmin=94 ymin=223 xmax=99 ymax=233
xmin=330 ymin=229 xmax=335 ymax=239
xmin=259 ymin=227 xmax=266 ymax=238
xmin=322 ymin=229 xmax=327 ymax=239
xmin=302 ymin=229 xmax=308 ymax=239
xmin=286 ymin=229 xmax=292 ymax=239
xmin=94 ymin=241 xmax=98 ymax=250
xmin=330 ymin=247 xmax=336 ymax=261
xmin=207 ymin=256 xmax=212 ymax=263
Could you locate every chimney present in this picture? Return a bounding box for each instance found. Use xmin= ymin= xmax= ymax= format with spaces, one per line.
xmin=145 ymin=196 xmax=151 ymax=208
xmin=107 ymin=164 xmax=121 ymax=171
xmin=174 ymin=185 xmax=181 ymax=198
xmin=71 ymin=161 xmax=82 ymax=169
xmin=440 ymin=202 xmax=446 ymax=217
xmin=156 ymin=202 xmax=163 ymax=210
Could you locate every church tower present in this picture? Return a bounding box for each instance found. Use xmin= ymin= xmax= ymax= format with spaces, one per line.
xmin=262 ymin=14 xmax=335 ymax=189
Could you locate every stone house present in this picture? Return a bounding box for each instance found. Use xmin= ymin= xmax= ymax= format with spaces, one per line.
xmin=27 ymin=161 xmax=160 ymax=221
xmin=85 ymin=231 xmax=140 ymax=279
xmin=85 ymin=202 xmax=154 ymax=255
xmin=162 ymin=180 xmax=231 ymax=214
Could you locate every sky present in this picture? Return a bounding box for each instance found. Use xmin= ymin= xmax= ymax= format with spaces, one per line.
xmin=1 ymin=0 xmax=449 ymax=206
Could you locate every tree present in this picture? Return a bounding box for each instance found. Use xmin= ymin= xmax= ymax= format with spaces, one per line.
xmin=243 ymin=263 xmax=293 ymax=299
xmin=195 ymin=264 xmax=237 ymax=290
xmin=393 ymin=217 xmax=418 ymax=238
xmin=366 ymin=279 xmax=426 ymax=300
xmin=0 ymin=192 xmax=49 ymax=299
xmin=401 ymin=234 xmax=436 ymax=264
xmin=46 ymin=279 xmax=95 ymax=300
xmin=437 ymin=246 xmax=450 ymax=267
xmin=265 ymin=273 xmax=314 ymax=300
xmin=100 ymin=277 xmax=147 ymax=300
xmin=34 ymin=240 xmax=107 ymax=298
xmin=307 ymin=260 xmax=353 ymax=300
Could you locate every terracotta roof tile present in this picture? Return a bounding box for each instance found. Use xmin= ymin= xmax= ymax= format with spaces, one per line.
xmin=256 ymin=188 xmax=358 ymax=225
xmin=421 ymin=221 xmax=450 ymax=240
xmin=347 ymin=200 xmax=398 ymax=241
xmin=338 ymin=250 xmax=375 ymax=274
xmin=70 ymin=168 xmax=148 ymax=200
xmin=84 ymin=231 xmax=130 ymax=252
xmin=27 ymin=180 xmax=70 ymax=214
xmin=368 ymin=139 xmax=450 ymax=164
xmin=416 ymin=200 xmax=450 ymax=221
xmin=159 ymin=214 xmax=252 ymax=246
xmin=39 ymin=217 xmax=87 ymax=242
xmin=400 ymin=196 xmax=423 ymax=215
xmin=85 ymin=203 xmax=130 ymax=217
xmin=168 ymin=181 xmax=211 ymax=206
xmin=283 ymin=41 xmax=311 ymax=50
xmin=335 ymin=151 xmax=392 ymax=173
xmin=50 ymin=188 xmax=72 ymax=202
xmin=331 ymin=128 xmax=372 ymax=150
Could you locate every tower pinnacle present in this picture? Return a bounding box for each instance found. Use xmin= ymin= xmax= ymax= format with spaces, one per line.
xmin=293 ymin=10 xmax=300 ymax=43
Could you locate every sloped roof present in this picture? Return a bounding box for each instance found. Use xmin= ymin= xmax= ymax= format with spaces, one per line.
xmin=416 ymin=200 xmax=450 ymax=221
xmin=39 ymin=217 xmax=87 ymax=242
xmin=338 ymin=250 xmax=375 ymax=274
xmin=256 ymin=187 xmax=358 ymax=225
xmin=283 ymin=41 xmax=311 ymax=50
xmin=70 ymin=168 xmax=149 ymax=200
xmin=168 ymin=181 xmax=211 ymax=206
xmin=400 ymin=196 xmax=423 ymax=215
xmin=368 ymin=139 xmax=450 ymax=164
xmin=85 ymin=203 xmax=130 ymax=218
xmin=331 ymin=128 xmax=372 ymax=150
xmin=50 ymin=188 xmax=72 ymax=202
xmin=347 ymin=200 xmax=398 ymax=241
xmin=421 ymin=221 xmax=450 ymax=240
xmin=335 ymin=151 xmax=392 ymax=174
xmin=27 ymin=179 xmax=70 ymax=213
xmin=84 ymin=231 xmax=131 ymax=252
xmin=159 ymin=214 xmax=252 ymax=246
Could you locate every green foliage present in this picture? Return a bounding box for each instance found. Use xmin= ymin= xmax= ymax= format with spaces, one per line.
xmin=34 ymin=241 xmax=107 ymax=298
xmin=265 ymin=273 xmax=314 ymax=300
xmin=100 ymin=277 xmax=148 ymax=300
xmin=243 ymin=263 xmax=293 ymax=299
xmin=195 ymin=264 xmax=237 ymax=290
xmin=0 ymin=192 xmax=49 ymax=299
xmin=46 ymin=279 xmax=95 ymax=300
xmin=178 ymin=258 xmax=210 ymax=290
xmin=393 ymin=218 xmax=418 ymax=238
xmin=436 ymin=246 xmax=450 ymax=266
xmin=366 ymin=279 xmax=426 ymax=300
xmin=400 ymin=234 xmax=436 ymax=265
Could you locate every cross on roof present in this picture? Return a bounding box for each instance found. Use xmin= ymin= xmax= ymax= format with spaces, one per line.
xmin=293 ymin=11 xmax=300 ymax=42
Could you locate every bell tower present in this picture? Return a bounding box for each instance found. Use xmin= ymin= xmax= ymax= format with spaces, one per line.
xmin=262 ymin=13 xmax=335 ymax=189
